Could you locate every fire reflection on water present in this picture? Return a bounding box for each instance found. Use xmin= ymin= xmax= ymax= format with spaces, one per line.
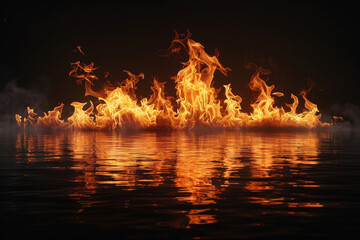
xmin=15 ymin=130 xmax=327 ymax=227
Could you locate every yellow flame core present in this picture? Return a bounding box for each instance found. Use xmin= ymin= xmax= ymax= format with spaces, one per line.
xmin=15 ymin=37 xmax=330 ymax=130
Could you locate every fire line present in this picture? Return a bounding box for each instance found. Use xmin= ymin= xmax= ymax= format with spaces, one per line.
xmin=15 ymin=33 xmax=330 ymax=130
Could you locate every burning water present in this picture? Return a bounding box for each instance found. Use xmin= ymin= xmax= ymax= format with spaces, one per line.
xmin=15 ymin=33 xmax=330 ymax=130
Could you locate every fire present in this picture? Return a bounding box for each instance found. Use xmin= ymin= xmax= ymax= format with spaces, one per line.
xmin=15 ymin=33 xmax=330 ymax=130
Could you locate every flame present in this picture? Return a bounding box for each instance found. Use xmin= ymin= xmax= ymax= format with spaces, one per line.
xmin=15 ymin=33 xmax=330 ymax=130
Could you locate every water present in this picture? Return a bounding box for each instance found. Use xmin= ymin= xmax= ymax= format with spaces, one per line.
xmin=1 ymin=130 xmax=360 ymax=239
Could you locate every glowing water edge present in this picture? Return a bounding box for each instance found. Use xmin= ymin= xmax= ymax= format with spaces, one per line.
xmin=1 ymin=131 xmax=360 ymax=239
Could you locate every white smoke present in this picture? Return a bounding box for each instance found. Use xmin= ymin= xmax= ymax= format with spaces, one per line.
xmin=331 ymin=103 xmax=360 ymax=132
xmin=0 ymin=80 xmax=48 ymax=129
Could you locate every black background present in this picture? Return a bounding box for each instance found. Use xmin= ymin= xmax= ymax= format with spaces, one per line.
xmin=1 ymin=0 xmax=359 ymax=114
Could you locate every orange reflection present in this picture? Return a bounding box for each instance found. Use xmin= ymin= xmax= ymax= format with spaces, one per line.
xmin=244 ymin=132 xmax=323 ymax=208
xmin=16 ymin=130 xmax=328 ymax=227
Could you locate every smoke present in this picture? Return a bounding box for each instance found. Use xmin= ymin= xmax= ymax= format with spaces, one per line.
xmin=0 ymin=79 xmax=48 ymax=130
xmin=330 ymin=103 xmax=360 ymax=132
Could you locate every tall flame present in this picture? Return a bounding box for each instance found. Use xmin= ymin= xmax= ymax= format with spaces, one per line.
xmin=15 ymin=33 xmax=330 ymax=130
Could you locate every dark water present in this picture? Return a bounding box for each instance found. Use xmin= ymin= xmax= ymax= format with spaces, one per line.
xmin=1 ymin=130 xmax=360 ymax=239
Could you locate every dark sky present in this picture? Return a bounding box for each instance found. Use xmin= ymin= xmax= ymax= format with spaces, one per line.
xmin=1 ymin=0 xmax=359 ymax=114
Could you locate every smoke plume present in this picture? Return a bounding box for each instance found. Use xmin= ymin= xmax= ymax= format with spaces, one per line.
xmin=331 ymin=103 xmax=360 ymax=132
xmin=0 ymin=80 xmax=47 ymax=130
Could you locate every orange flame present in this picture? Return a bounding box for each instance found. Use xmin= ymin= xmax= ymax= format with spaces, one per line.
xmin=15 ymin=34 xmax=330 ymax=130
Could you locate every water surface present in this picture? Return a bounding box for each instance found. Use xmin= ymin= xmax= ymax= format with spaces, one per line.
xmin=1 ymin=130 xmax=360 ymax=239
